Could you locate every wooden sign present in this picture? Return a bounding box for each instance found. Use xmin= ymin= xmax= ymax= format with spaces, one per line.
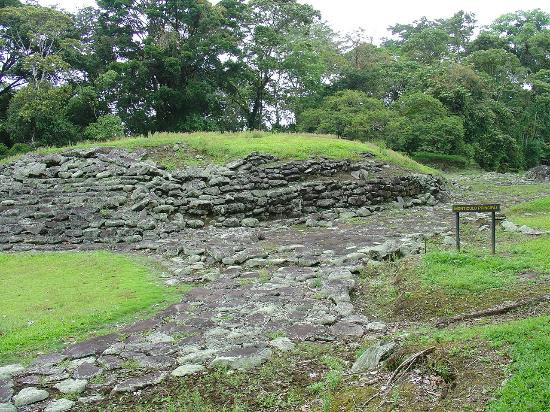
xmin=452 ymin=204 xmax=500 ymax=213
xmin=452 ymin=204 xmax=501 ymax=254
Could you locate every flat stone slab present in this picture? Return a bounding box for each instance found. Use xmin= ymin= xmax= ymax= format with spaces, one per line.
xmin=0 ymin=379 xmax=13 ymax=403
xmin=74 ymin=362 xmax=102 ymax=379
xmin=13 ymin=387 xmax=49 ymax=407
xmin=44 ymin=398 xmax=75 ymax=412
xmin=0 ymin=403 xmax=16 ymax=412
xmin=112 ymin=371 xmax=167 ymax=393
xmin=63 ymin=334 xmax=118 ymax=359
xmin=0 ymin=365 xmax=23 ymax=380
xmin=171 ymin=364 xmax=205 ymax=377
xmin=269 ymin=337 xmax=295 ymax=352
xmin=351 ymin=341 xmax=396 ymax=373
xmin=54 ymin=379 xmax=87 ymax=394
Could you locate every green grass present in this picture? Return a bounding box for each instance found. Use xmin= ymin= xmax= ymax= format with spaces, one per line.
xmin=427 ymin=316 xmax=550 ymax=412
xmin=508 ymin=196 xmax=550 ymax=230
xmin=0 ymin=251 xmax=188 ymax=363
xmin=0 ymin=132 xmax=436 ymax=174
xmin=419 ymin=236 xmax=550 ymax=293
xmin=412 ymin=151 xmax=472 ymax=170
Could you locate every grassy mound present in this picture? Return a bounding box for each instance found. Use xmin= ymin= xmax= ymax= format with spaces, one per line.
xmin=412 ymin=151 xmax=472 ymax=170
xmin=0 ymin=251 xmax=187 ymax=363
xmin=1 ymin=132 xmax=436 ymax=174
xmin=508 ymin=196 xmax=550 ymax=230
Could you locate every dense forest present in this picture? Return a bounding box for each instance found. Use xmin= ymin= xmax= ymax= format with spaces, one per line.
xmin=0 ymin=0 xmax=548 ymax=171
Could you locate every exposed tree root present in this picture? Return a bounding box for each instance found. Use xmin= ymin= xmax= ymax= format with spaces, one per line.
xmin=361 ymin=347 xmax=435 ymax=408
xmin=435 ymin=294 xmax=550 ymax=328
xmin=387 ymin=347 xmax=435 ymax=385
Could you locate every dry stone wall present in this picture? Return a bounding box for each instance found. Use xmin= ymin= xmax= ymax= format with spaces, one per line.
xmin=0 ymin=148 xmax=445 ymax=251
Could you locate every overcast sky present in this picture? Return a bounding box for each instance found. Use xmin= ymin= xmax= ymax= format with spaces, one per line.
xmin=38 ymin=0 xmax=550 ymax=42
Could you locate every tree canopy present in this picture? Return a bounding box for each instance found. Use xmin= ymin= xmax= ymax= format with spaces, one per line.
xmin=0 ymin=1 xmax=548 ymax=171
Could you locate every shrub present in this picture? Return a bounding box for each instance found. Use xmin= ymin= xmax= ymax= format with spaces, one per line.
xmin=0 ymin=143 xmax=8 ymax=158
xmin=6 ymin=84 xmax=79 ymax=147
xmin=8 ymin=143 xmax=32 ymax=156
xmin=84 ymin=115 xmax=124 ymax=141
xmin=412 ymin=151 xmax=472 ymax=170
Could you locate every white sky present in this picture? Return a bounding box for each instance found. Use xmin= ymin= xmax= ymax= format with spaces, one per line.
xmin=39 ymin=0 xmax=550 ymax=42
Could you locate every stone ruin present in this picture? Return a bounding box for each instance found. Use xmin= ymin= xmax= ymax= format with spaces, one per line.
xmin=0 ymin=148 xmax=445 ymax=253
xmin=0 ymin=147 xmax=451 ymax=411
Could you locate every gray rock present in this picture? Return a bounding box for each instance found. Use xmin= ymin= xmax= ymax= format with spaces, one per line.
xmin=0 ymin=365 xmax=24 ymax=379
xmin=212 ymin=348 xmax=273 ymax=370
xmin=146 ymin=332 xmax=174 ymax=344
xmin=241 ymin=218 xmax=259 ymax=227
xmin=77 ymin=395 xmax=104 ymax=404
xmin=13 ymin=387 xmax=49 ymax=407
xmin=186 ymin=219 xmax=205 ymax=229
xmin=351 ymin=341 xmax=396 ymax=373
xmin=356 ymin=207 xmax=372 ymax=217
xmin=269 ymin=338 xmax=295 ymax=352
xmin=501 ymin=220 xmax=518 ymax=232
xmin=0 ymin=403 xmax=15 ymax=412
xmin=177 ymin=348 xmax=217 ymax=364
xmin=15 ymin=162 xmax=47 ymax=178
xmin=364 ymin=321 xmax=387 ymax=332
xmin=54 ymin=379 xmax=87 ymax=394
xmin=0 ymin=379 xmax=13 ymax=403
xmin=44 ymin=398 xmax=75 ymax=412
xmin=171 ymin=364 xmax=205 ymax=377
xmin=112 ymin=371 xmax=166 ymax=393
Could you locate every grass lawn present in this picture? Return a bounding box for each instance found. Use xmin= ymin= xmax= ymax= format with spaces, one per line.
xmin=426 ymin=316 xmax=550 ymax=412
xmin=0 ymin=131 xmax=436 ymax=174
xmin=419 ymin=236 xmax=550 ymax=294
xmin=0 ymin=251 xmax=188 ymax=363
xmin=508 ymin=196 xmax=550 ymax=230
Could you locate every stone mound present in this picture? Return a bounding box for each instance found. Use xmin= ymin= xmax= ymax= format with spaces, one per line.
xmin=526 ymin=165 xmax=550 ymax=181
xmin=0 ymin=148 xmax=445 ymax=252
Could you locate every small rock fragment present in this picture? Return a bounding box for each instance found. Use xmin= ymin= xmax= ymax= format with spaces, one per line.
xmin=44 ymin=398 xmax=75 ymax=412
xmin=171 ymin=364 xmax=205 ymax=377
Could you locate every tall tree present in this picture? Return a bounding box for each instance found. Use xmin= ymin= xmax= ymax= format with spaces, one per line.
xmin=221 ymin=0 xmax=336 ymax=129
xmin=0 ymin=5 xmax=73 ymax=93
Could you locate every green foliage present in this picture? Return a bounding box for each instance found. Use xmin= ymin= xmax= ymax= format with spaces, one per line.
xmin=298 ymin=90 xmax=395 ymax=141
xmin=412 ymin=151 xmax=471 ymax=169
xmin=5 ymin=84 xmax=78 ymax=146
xmin=6 ymin=142 xmax=31 ymax=156
xmin=402 ymin=28 xmax=451 ymax=64
xmin=386 ymin=92 xmax=466 ymax=155
xmin=473 ymin=130 xmax=523 ymax=172
xmin=84 ymin=114 xmax=124 ymax=141
xmin=0 ymin=2 xmax=547 ymax=172
xmin=0 ymin=251 xmax=189 ymax=362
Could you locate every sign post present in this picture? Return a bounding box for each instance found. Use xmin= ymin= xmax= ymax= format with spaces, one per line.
xmin=451 ymin=204 xmax=501 ymax=254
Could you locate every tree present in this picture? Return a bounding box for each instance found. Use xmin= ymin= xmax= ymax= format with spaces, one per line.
xmin=438 ymin=11 xmax=476 ymax=56
xmin=466 ymin=49 xmax=526 ymax=85
xmin=84 ymin=114 xmax=124 ymax=141
xmin=489 ymin=9 xmax=550 ymax=71
xmin=386 ymin=92 xmax=466 ymax=155
xmin=402 ymin=28 xmax=451 ymax=64
xmin=5 ymin=83 xmax=78 ymax=146
xmin=337 ymin=43 xmax=395 ymax=99
xmin=221 ymin=0 xmax=337 ymax=130
xmin=297 ymin=90 xmax=396 ymax=141
xmin=0 ymin=5 xmax=73 ymax=93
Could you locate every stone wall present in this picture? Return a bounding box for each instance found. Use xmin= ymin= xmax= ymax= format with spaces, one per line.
xmin=0 ymin=148 xmax=445 ymax=251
